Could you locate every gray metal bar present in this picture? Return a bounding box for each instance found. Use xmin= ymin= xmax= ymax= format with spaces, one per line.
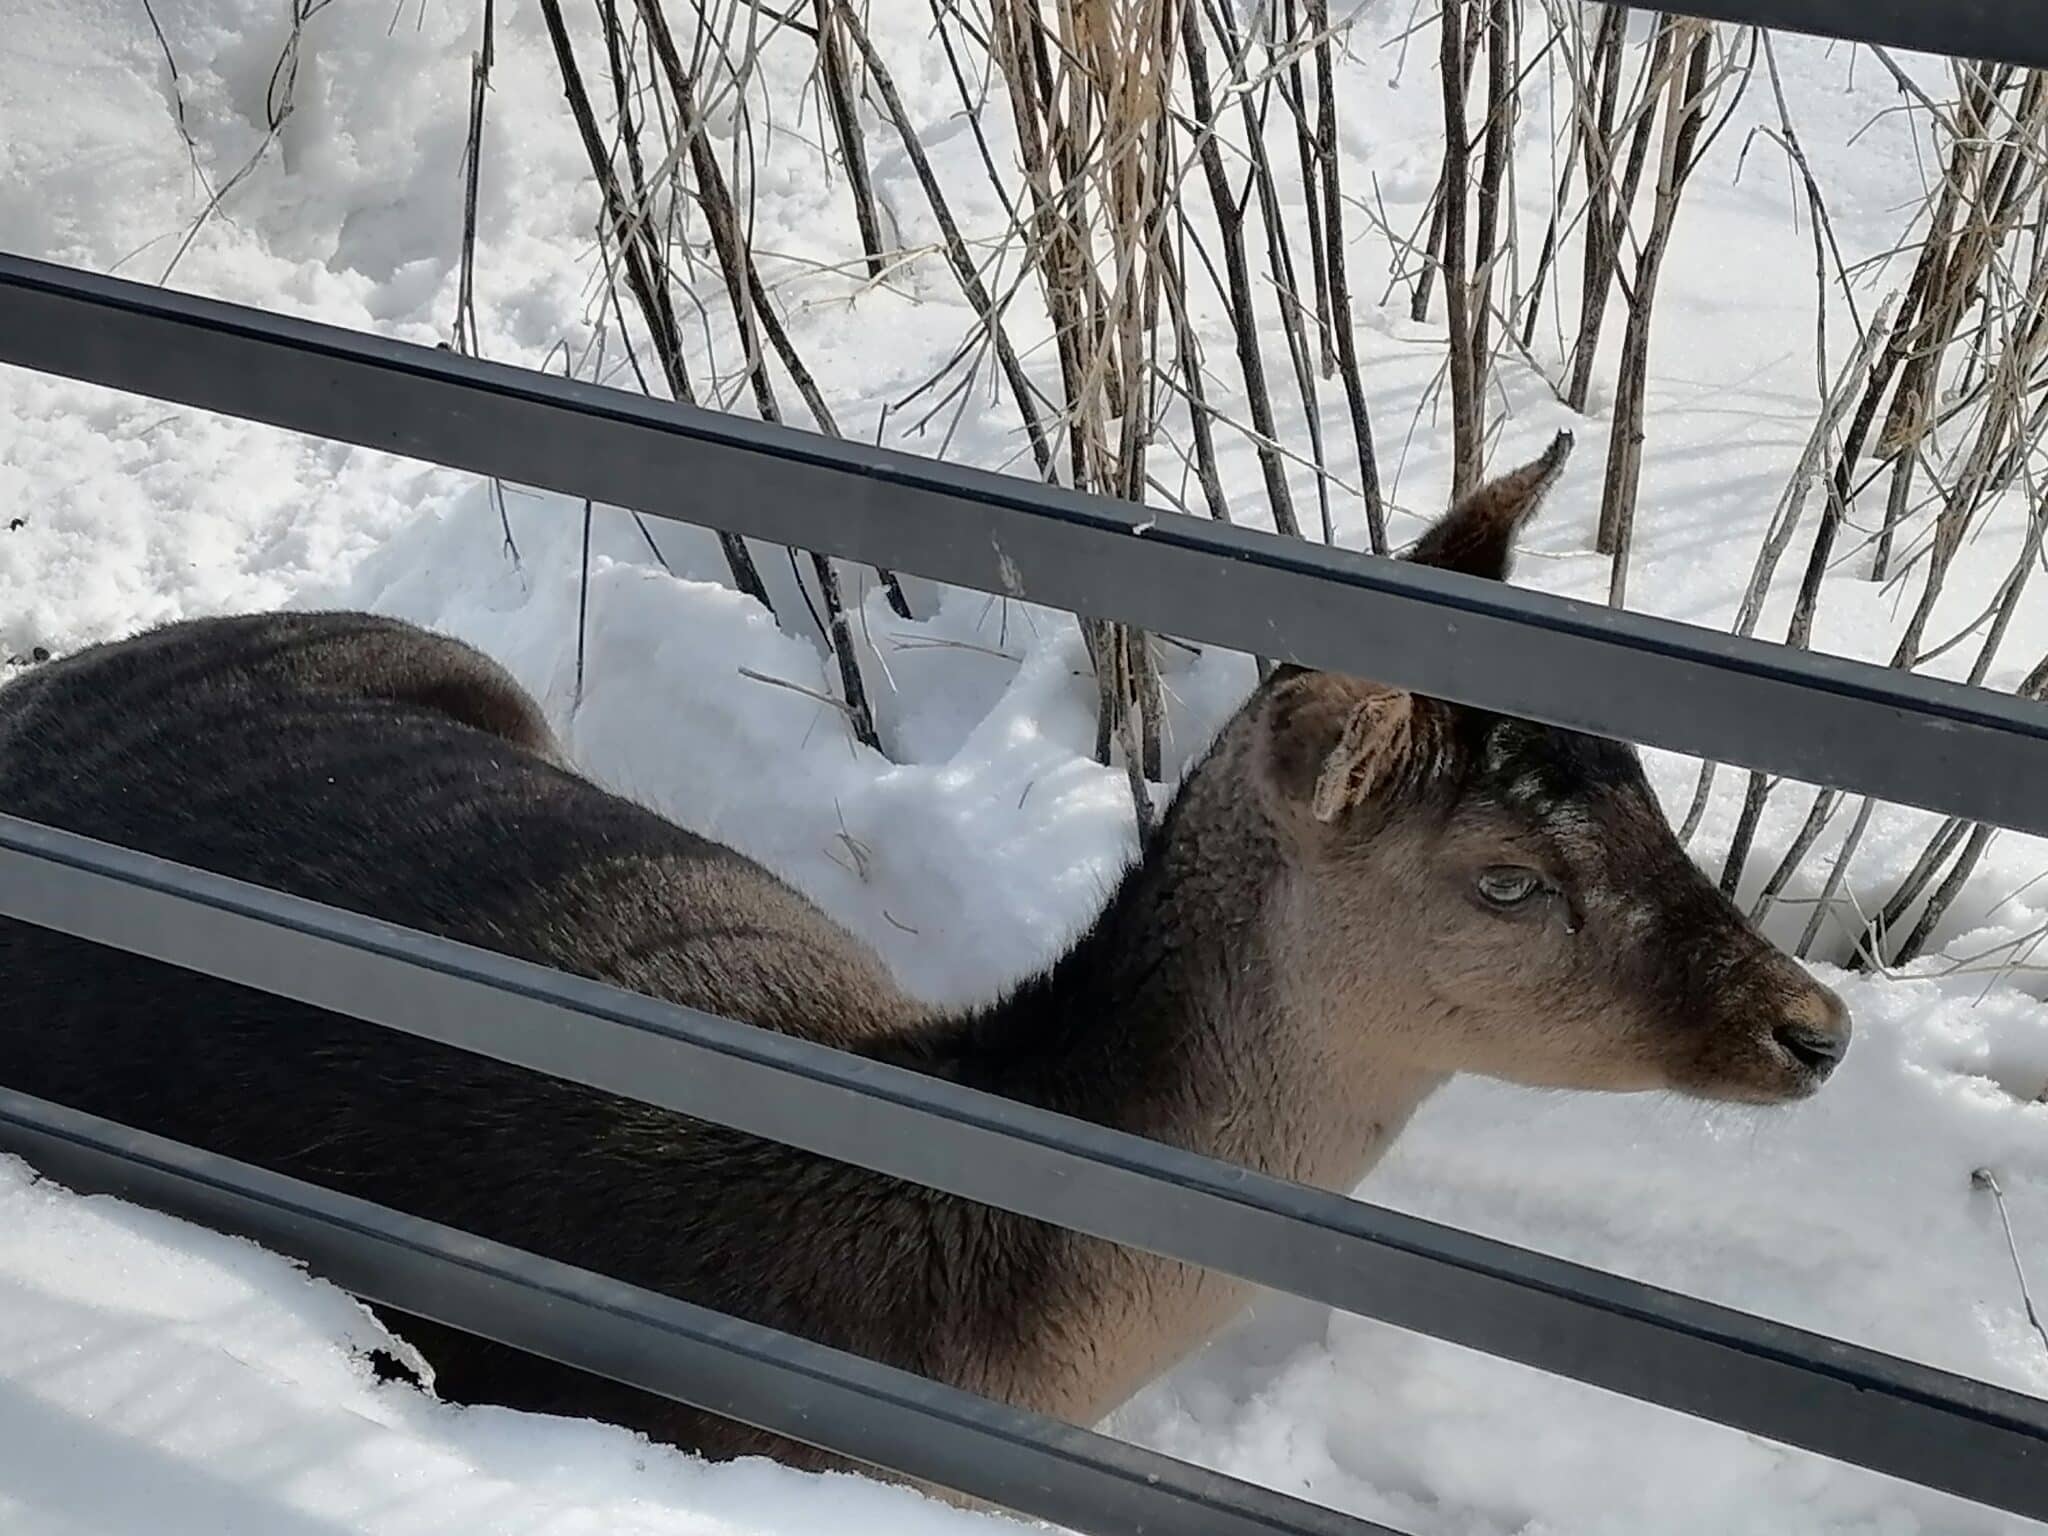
xmin=2 ymin=252 xmax=2046 ymax=838
xmin=1647 ymin=0 xmax=2048 ymax=72
xmin=0 ymin=810 xmax=2042 ymax=1521
xmin=0 ymin=1085 xmax=1395 ymax=1536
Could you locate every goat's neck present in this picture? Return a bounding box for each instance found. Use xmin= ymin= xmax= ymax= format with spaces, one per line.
xmin=949 ymin=734 xmax=1441 ymax=1191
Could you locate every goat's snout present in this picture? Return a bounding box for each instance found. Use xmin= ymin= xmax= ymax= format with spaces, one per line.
xmin=1677 ymin=937 xmax=1856 ymax=1103
xmin=1767 ymin=981 xmax=1852 ymax=1086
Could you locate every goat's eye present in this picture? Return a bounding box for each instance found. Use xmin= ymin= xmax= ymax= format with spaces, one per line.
xmin=1475 ymin=866 xmax=1545 ymax=908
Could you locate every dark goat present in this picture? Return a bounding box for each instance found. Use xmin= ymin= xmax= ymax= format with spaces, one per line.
xmin=0 ymin=433 xmax=1848 ymax=1466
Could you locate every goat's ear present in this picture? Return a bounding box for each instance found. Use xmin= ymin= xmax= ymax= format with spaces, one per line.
xmin=1262 ymin=672 xmax=1416 ymax=821
xmin=1311 ymin=691 xmax=1415 ymax=821
xmin=1405 ymin=430 xmax=1574 ymax=581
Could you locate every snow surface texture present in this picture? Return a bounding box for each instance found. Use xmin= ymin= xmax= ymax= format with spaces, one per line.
xmin=1 ymin=0 xmax=2044 ymax=1533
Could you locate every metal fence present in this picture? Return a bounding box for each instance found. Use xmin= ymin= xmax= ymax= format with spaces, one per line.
xmin=1 ymin=3 xmax=2046 ymax=1531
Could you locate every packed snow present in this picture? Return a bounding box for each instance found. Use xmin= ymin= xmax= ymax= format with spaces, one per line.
xmin=1 ymin=0 xmax=2044 ymax=1533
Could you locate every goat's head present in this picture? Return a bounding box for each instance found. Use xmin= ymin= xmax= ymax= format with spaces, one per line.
xmin=1252 ymin=432 xmax=1850 ymax=1105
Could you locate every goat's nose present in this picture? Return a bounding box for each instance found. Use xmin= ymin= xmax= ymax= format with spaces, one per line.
xmin=1772 ymin=986 xmax=1851 ymax=1077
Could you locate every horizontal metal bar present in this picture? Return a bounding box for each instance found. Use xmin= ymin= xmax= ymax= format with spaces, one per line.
xmin=1647 ymin=0 xmax=2048 ymax=72
xmin=0 ymin=811 xmax=2042 ymax=1521
xmin=0 ymin=1086 xmax=1393 ymax=1536
xmin=2 ymin=252 xmax=2046 ymax=839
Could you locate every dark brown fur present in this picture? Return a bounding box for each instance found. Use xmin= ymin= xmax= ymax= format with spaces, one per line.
xmin=0 ymin=435 xmax=1848 ymax=1466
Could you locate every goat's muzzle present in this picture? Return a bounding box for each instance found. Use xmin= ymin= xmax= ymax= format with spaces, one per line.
xmin=1767 ymin=983 xmax=1852 ymax=1092
xmin=1672 ymin=942 xmax=1855 ymax=1105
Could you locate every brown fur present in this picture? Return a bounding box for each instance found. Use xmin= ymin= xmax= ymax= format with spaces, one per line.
xmin=1406 ymin=428 xmax=1574 ymax=577
xmin=0 ymin=435 xmax=1849 ymax=1469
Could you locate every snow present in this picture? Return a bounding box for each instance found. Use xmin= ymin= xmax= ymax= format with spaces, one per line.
xmin=0 ymin=0 xmax=2044 ymax=1533
xmin=0 ymin=1155 xmax=1023 ymax=1536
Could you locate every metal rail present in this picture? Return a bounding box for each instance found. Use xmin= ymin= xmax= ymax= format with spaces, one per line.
xmin=0 ymin=1084 xmax=1394 ymax=1536
xmin=2 ymin=252 xmax=2046 ymax=839
xmin=1649 ymin=0 xmax=2048 ymax=69
xmin=1 ymin=811 xmax=2042 ymax=1523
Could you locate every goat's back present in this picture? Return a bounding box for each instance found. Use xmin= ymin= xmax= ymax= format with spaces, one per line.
xmin=0 ymin=611 xmax=983 ymax=1460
